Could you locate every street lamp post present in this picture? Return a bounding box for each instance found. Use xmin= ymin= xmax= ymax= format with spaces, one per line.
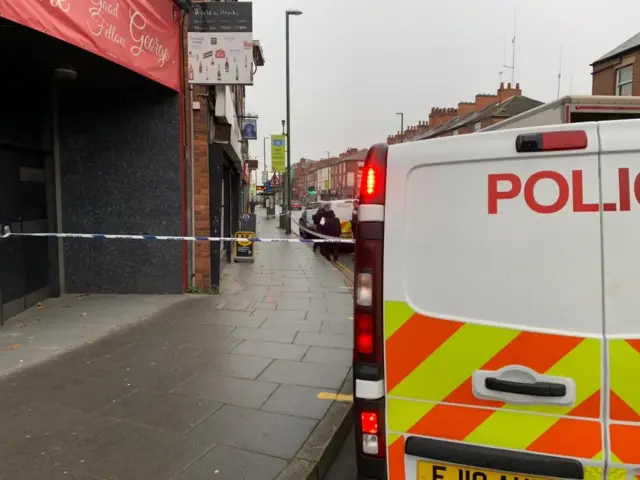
xmin=280 ymin=120 xmax=286 ymax=216
xmin=396 ymin=112 xmax=404 ymax=142
xmin=262 ymin=136 xmax=269 ymax=207
xmin=263 ymin=136 xmax=269 ymax=175
xmin=285 ymin=8 xmax=302 ymax=234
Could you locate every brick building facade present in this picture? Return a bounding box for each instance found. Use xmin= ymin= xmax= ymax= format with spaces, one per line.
xmin=185 ymin=4 xmax=265 ymax=292
xmin=387 ymin=82 xmax=542 ymax=144
xmin=292 ymin=148 xmax=366 ymax=202
xmin=331 ymin=149 xmax=366 ymax=200
xmin=592 ymin=31 xmax=640 ymax=96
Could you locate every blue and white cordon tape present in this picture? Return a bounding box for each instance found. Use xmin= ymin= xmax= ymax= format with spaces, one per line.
xmin=0 ymin=225 xmax=354 ymax=244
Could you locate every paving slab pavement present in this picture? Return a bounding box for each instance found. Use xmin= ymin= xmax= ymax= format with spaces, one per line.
xmin=0 ymin=294 xmax=186 ymax=378
xmin=0 ymin=209 xmax=354 ymax=480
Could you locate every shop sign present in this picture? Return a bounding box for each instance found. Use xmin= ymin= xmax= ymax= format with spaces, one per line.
xmin=187 ymin=2 xmax=254 ymax=85
xmin=0 ymin=0 xmax=181 ymax=91
xmin=271 ymin=135 xmax=286 ymax=172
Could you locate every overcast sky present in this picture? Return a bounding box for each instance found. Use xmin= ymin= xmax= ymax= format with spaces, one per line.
xmin=245 ymin=0 xmax=640 ymax=170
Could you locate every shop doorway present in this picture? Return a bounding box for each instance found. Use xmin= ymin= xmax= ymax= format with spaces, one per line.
xmin=0 ymin=146 xmax=51 ymax=323
xmin=0 ymin=15 xmax=184 ymax=323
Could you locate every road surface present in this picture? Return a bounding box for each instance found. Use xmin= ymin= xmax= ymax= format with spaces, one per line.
xmin=289 ymin=210 xmax=357 ymax=479
xmin=324 ymin=429 xmax=357 ymax=479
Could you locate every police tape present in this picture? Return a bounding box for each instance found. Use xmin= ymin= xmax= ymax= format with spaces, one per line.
xmin=290 ymin=217 xmax=352 ymax=242
xmin=0 ymin=226 xmax=354 ymax=244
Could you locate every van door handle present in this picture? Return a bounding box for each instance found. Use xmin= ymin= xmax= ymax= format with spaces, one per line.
xmin=485 ymin=378 xmax=566 ymax=397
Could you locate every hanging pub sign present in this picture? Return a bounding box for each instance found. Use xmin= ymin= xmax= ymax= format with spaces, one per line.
xmin=240 ymin=117 xmax=258 ymax=140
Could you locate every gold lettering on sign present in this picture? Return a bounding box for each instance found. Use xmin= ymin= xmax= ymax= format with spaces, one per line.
xmin=87 ymin=0 xmax=126 ymax=47
xmin=50 ymin=0 xmax=70 ymax=13
xmin=129 ymin=9 xmax=170 ymax=67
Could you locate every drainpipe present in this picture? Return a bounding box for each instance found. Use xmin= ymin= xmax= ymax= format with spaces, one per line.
xmin=189 ymin=88 xmax=196 ymax=286
xmin=51 ymin=68 xmax=77 ymax=295
xmin=180 ymin=12 xmax=196 ymax=287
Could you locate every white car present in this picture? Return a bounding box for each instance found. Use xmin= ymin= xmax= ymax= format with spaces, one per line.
xmin=299 ymin=199 xmax=357 ymax=243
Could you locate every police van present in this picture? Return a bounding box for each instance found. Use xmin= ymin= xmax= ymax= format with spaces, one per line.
xmin=353 ymin=120 xmax=640 ymax=480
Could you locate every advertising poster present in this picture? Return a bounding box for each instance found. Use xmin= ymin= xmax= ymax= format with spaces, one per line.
xmin=241 ymin=117 xmax=258 ymax=140
xmin=234 ymin=231 xmax=255 ymax=263
xmin=271 ymin=135 xmax=286 ymax=173
xmin=187 ymin=2 xmax=254 ymax=85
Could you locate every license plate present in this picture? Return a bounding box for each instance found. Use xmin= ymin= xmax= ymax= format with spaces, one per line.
xmin=418 ymin=461 xmax=550 ymax=480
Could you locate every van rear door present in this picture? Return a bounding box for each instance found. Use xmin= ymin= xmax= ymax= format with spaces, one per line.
xmin=599 ymin=119 xmax=640 ymax=479
xmin=382 ymin=124 xmax=606 ymax=478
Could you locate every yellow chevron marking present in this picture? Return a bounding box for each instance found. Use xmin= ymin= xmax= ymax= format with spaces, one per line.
xmin=464 ymin=409 xmax=559 ymax=451
xmin=387 ymin=398 xmax=435 ymax=434
xmin=387 ymin=433 xmax=401 ymax=446
xmin=389 ymin=323 xmax=519 ymax=401
xmin=610 ymin=339 xmax=640 ymax=416
xmin=502 ymin=338 xmax=601 ymax=416
xmin=583 ymin=466 xmax=603 ymax=480
xmin=607 ymin=467 xmax=626 ymax=480
xmin=384 ymin=301 xmax=416 ymax=340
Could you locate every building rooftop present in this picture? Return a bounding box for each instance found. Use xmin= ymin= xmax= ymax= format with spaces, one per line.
xmin=413 ymin=95 xmax=543 ymax=141
xmin=592 ymin=31 xmax=640 ymax=64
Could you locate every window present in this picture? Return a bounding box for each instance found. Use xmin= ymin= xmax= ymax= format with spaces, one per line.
xmin=474 ymin=122 xmax=482 ymax=132
xmin=616 ymin=65 xmax=633 ymax=96
xmin=452 ymin=130 xmax=459 ymax=136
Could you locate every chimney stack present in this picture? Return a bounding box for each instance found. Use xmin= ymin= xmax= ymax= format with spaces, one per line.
xmin=429 ymin=107 xmax=459 ymax=128
xmin=497 ymin=81 xmax=522 ymax=102
xmin=458 ymin=101 xmax=475 ymax=117
xmin=474 ymin=93 xmax=498 ymax=112
xmin=416 ymin=120 xmax=430 ymax=134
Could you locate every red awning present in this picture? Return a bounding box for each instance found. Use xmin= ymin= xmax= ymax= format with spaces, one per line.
xmin=0 ymin=0 xmax=181 ymax=91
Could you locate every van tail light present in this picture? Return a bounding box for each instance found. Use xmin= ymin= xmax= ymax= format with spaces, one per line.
xmin=360 ymin=412 xmax=380 ymax=455
xmin=356 ymin=273 xmax=373 ymax=307
xmin=354 ymin=144 xmax=388 ymax=466
xmin=353 ymin=241 xmax=383 ymax=365
xmin=359 ymin=144 xmax=387 ymax=205
xmin=355 ymin=313 xmax=373 ymax=354
xmin=365 ymin=166 xmax=376 ymax=195
xmin=515 ymin=130 xmax=587 ymax=153
xmin=356 ymin=403 xmax=386 ymax=459
xmin=361 ymin=412 xmax=378 ymax=434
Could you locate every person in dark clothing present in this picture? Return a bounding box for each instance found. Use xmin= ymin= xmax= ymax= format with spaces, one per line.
xmin=351 ymin=201 xmax=358 ymax=238
xmin=320 ymin=209 xmax=342 ymax=262
xmin=312 ymin=205 xmax=329 ymax=253
xmin=350 ymin=200 xmax=358 ymax=256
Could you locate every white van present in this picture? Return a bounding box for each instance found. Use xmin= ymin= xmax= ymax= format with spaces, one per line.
xmin=299 ymin=199 xmax=357 ymax=239
xmin=353 ymin=121 xmax=640 ymax=480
